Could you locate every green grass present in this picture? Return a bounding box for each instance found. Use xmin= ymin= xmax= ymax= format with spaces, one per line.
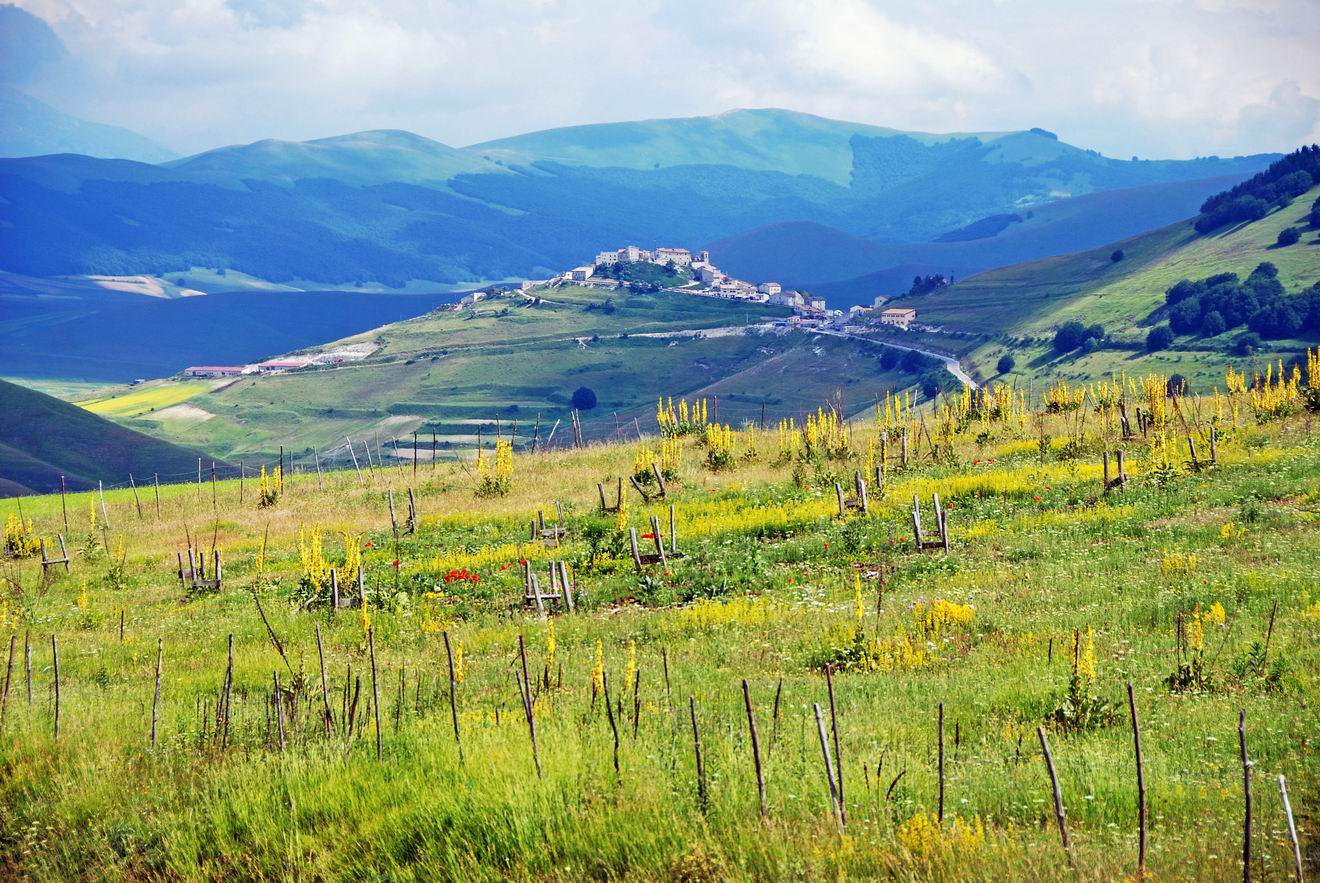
xmin=0 ymin=387 xmax=1315 ymax=880
xmin=78 ymin=380 xmax=215 ymax=418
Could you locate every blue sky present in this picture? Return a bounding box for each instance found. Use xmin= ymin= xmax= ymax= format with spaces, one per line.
xmin=7 ymin=0 xmax=1320 ymax=158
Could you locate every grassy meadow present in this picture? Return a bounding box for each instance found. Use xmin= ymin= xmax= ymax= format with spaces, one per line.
xmin=0 ymin=370 xmax=1317 ymax=880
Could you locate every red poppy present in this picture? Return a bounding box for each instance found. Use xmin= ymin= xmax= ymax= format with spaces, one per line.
xmin=664 ymin=571 xmax=671 ymax=577
xmin=641 ymin=532 xmax=655 ymax=540
xmin=787 ymin=577 xmax=794 ymax=583
xmin=392 ymin=559 xmax=400 ymax=568
xmin=1032 ymin=497 xmax=1041 ymax=502
xmin=365 ymin=541 xmax=374 ymax=548
xmin=823 ymin=542 xmax=829 ymax=549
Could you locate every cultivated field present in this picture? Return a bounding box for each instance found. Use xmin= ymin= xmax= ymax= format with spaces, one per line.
xmin=0 ymin=367 xmax=1317 ymax=880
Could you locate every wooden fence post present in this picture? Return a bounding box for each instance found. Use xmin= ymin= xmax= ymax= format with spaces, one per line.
xmin=743 ymin=679 xmax=768 ymax=820
xmin=369 ymin=627 xmax=382 ymax=760
xmin=1037 ymin=726 xmax=1073 ymax=866
xmin=1240 ymin=709 xmax=1251 ymax=883
xmin=151 ymin=638 xmax=163 ymax=748
xmin=1127 ymin=683 xmax=1146 ymax=876
xmin=690 ymin=697 xmax=707 ymax=813
xmin=443 ymin=631 xmax=463 ymax=763
xmin=813 ymin=703 xmax=843 ymax=831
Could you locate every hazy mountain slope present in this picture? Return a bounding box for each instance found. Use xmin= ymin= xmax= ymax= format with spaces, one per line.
xmin=168 ymin=130 xmax=506 ymax=187
xmin=709 ymin=174 xmax=1255 ymax=304
xmin=0 ymin=378 xmax=221 ymax=495
xmin=0 ymin=86 xmax=177 ymax=162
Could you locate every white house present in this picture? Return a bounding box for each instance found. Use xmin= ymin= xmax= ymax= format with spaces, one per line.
xmin=809 ymin=297 xmax=827 ymax=312
xmin=879 ymin=307 xmax=917 ymax=329
xmin=757 ymin=282 xmax=782 ymax=296
xmin=697 ymin=265 xmax=721 ymax=284
xmin=769 ymin=291 xmax=803 ymax=307
xmin=849 ymin=304 xmax=868 ymax=318
xmin=460 ymin=291 xmax=487 ymax=306
xmin=184 ymin=365 xmax=246 ymax=378
xmin=595 ymin=251 xmax=620 ymax=266
xmin=621 ymin=245 xmax=641 ymax=262
xmin=872 ymin=294 xmax=890 ymax=309
xmin=570 ymin=266 xmax=595 ymax=281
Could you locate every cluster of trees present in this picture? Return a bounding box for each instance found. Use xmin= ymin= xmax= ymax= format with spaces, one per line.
xmin=1053 ymin=320 xmax=1106 ymax=353
xmin=1163 ymin=262 xmax=1320 ymax=340
xmin=908 ymin=274 xmax=952 ymax=295
xmin=1194 ymin=145 xmax=1319 ymax=233
xmin=878 ymin=346 xmax=951 ymax=398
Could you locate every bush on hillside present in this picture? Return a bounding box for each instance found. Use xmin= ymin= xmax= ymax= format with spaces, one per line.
xmin=1110 ymin=249 xmax=1124 ymax=262
xmin=997 ymin=354 xmax=1016 ymax=374
xmin=1233 ymin=331 xmax=1263 ymax=356
xmin=1156 ymin=263 xmax=1320 ymax=341
xmin=1146 ymin=324 xmax=1174 ymax=351
xmin=571 ymin=386 xmax=598 ymax=410
xmin=879 ymin=348 xmax=899 ymax=370
xmin=1054 ymin=321 xmax=1104 ymax=353
xmin=1277 ymin=226 xmax=1301 ymax=246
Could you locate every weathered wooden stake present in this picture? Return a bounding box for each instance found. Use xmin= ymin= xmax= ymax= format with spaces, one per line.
xmin=1240 ymin=709 xmax=1251 ymax=883
xmin=98 ymin=480 xmax=110 ymax=528
xmin=129 ymin=474 xmax=143 ymax=520
xmin=0 ymin=634 xmax=14 ymax=730
xmin=1037 ymin=726 xmax=1073 ymax=866
xmin=826 ymin=665 xmax=846 ymax=826
xmin=51 ymin=633 xmax=60 ymax=740
xmin=603 ymin=669 xmax=620 ymax=779
xmin=518 ymin=634 xmax=542 ymax=778
xmin=689 ymin=696 xmax=707 ymax=812
xmin=443 ymin=631 xmax=463 ymax=763
xmin=743 ymin=679 xmax=768 ymax=820
xmin=369 ymin=627 xmax=382 ymax=760
xmin=1278 ymin=774 xmax=1303 ymax=883
xmin=934 ymin=701 xmax=947 ymax=825
xmin=1127 ymin=683 xmax=1146 ymax=876
xmin=151 ymin=638 xmax=163 ymax=748
xmin=273 ymin=671 xmax=285 ymax=752
xmin=628 ymin=528 xmax=643 ymax=572
xmin=814 ymin=703 xmax=843 ymax=831
xmin=59 ymin=475 xmax=69 ymax=533
xmin=316 ymin=624 xmax=332 ymax=733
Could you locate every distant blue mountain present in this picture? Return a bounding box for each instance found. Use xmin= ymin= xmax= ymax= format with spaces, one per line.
xmin=0 ymin=86 xmax=177 ymax=163
xmin=0 ymin=108 xmax=1277 ymax=290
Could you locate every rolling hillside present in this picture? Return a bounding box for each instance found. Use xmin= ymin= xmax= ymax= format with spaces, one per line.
xmin=76 ymin=285 xmax=934 ymax=465
xmin=882 ymin=185 xmax=1320 ymax=390
xmin=0 ymin=378 xmax=223 ymax=496
xmin=0 ymin=109 xmax=1274 ymax=292
xmin=0 ymin=86 xmax=177 ymax=163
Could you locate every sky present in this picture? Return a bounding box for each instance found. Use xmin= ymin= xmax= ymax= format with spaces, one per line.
xmin=4 ymin=0 xmax=1319 ymax=159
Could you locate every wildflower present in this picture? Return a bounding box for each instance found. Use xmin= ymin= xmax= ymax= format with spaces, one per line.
xmin=853 ymin=573 xmax=864 ymax=624
xmin=591 ymin=640 xmax=604 ymax=697
xmin=453 ymin=640 xmax=466 ymax=683
xmin=545 ymin=619 xmax=556 ymax=672
xmin=1204 ymin=602 xmax=1226 ymax=627
xmin=624 ymin=640 xmax=637 ymax=695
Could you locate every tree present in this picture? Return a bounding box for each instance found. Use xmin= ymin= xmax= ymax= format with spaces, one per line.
xmin=1232 ymin=332 xmax=1262 ymax=356
xmin=879 ymin=348 xmax=899 ymax=370
xmin=1053 ymin=321 xmax=1087 ymax=352
xmin=1166 ymin=374 xmax=1187 ymax=396
xmin=920 ymin=373 xmax=942 ymax=399
xmin=996 ymin=354 xmax=1016 ymax=375
xmin=570 ymin=387 xmax=597 ymax=410
xmin=1200 ymin=310 xmax=1226 ymax=337
xmin=1110 ymin=249 xmax=1124 ymax=263
xmin=1277 ymin=226 xmax=1301 ymax=247
xmin=1146 ymin=324 xmax=1174 ymax=351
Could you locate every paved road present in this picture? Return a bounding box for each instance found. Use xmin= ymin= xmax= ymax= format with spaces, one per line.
xmin=813 ymin=328 xmax=979 ymax=390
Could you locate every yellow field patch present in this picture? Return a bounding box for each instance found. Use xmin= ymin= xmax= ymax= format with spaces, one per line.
xmin=78 ymin=381 xmax=213 ymax=417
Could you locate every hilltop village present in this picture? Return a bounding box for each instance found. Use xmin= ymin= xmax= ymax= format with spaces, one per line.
xmin=510 ymin=244 xmax=919 ymax=332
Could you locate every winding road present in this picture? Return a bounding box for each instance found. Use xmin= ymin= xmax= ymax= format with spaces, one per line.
xmin=813 ymin=328 xmax=979 ymax=390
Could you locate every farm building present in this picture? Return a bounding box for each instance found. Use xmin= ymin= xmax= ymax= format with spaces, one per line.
xmin=183 ymin=366 xmax=245 ymax=378
xmin=879 ymin=307 xmax=917 ymax=329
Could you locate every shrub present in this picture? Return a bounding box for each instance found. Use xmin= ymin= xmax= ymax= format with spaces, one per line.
xmin=1276 ymin=226 xmax=1301 ymax=247
xmin=1232 ymin=332 xmax=1262 ymax=356
xmin=1054 ymin=321 xmax=1104 ymax=352
xmin=996 ymin=354 xmax=1015 ymax=374
xmin=1110 ymin=249 xmax=1124 ymax=262
xmin=1146 ymin=324 xmax=1174 ymax=351
xmin=571 ymin=386 xmax=598 ymax=410
xmin=879 ymin=348 xmax=899 ymax=370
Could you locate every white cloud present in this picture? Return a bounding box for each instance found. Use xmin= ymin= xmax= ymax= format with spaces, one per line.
xmin=8 ymin=0 xmax=1319 ymax=158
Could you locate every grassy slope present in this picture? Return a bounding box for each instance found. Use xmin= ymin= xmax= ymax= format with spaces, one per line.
xmin=894 ymin=187 xmax=1320 ymax=390
xmin=0 ymin=391 xmax=1314 ymax=880
xmin=0 ymin=379 xmax=223 ymax=494
xmin=91 ymin=286 xmax=923 ymax=464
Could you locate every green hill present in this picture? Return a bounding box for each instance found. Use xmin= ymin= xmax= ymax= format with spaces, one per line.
xmin=885 ymin=186 xmax=1320 ymax=390
xmin=80 ymin=285 xmax=932 ymax=465
xmin=0 ymin=378 xmax=223 ymax=496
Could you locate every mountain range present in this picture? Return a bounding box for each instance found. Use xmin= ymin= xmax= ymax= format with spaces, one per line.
xmin=0 ymin=86 xmax=177 ymax=164
xmin=0 ymin=109 xmax=1277 ymax=303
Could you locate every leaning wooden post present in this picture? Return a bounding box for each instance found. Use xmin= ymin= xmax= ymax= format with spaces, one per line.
xmin=0 ymin=634 xmax=14 ymax=730
xmin=98 ymin=480 xmax=110 ymax=528
xmin=742 ymin=679 xmax=768 ymax=820
xmin=597 ymin=483 xmax=608 ymax=513
xmin=1210 ymin=426 xmax=1219 ymax=464
xmin=1103 ymin=451 xmax=1111 ymax=492
xmin=649 ymin=515 xmax=668 ymax=568
xmin=813 ymin=703 xmax=843 ymax=831
xmin=369 ymin=627 xmax=382 ymax=760
xmin=835 ymin=482 xmax=846 ymax=518
xmin=129 ymin=474 xmax=143 ymax=520
xmin=934 ymin=493 xmax=950 ymax=554
xmin=1240 ymin=709 xmax=1251 ymax=883
xmin=313 ymin=450 xmax=324 ymax=492
xmin=329 ymin=568 xmax=339 ymax=610
xmin=826 ymin=665 xmax=846 ymax=827
xmin=558 ymin=561 xmax=574 ymax=612
xmin=273 ymin=671 xmax=285 ymax=752
xmin=151 ymin=638 xmax=163 ymax=748
xmin=689 ymin=697 xmax=708 ymax=813
xmin=856 ymin=472 xmax=868 ymax=514
xmin=50 ymin=633 xmax=60 ymax=739
xmin=628 ymin=528 xmax=643 ymax=572
xmin=60 ymin=475 xmax=69 ymax=533
xmin=1278 ymin=775 xmax=1303 ymax=883
xmin=1117 ymin=449 xmax=1127 ymax=485
xmin=443 ymin=631 xmax=464 ymax=763
xmin=911 ymin=495 xmax=924 ymax=549
xmin=517 ymin=634 xmax=542 ymax=778
xmin=1037 ymin=726 xmax=1073 ymax=866
xmin=316 ymin=624 xmax=333 ymax=733
xmin=1127 ymin=683 xmax=1146 ymax=876
xmin=347 ymin=438 xmax=364 ymax=486
xmin=153 ymin=473 xmax=161 ymax=519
